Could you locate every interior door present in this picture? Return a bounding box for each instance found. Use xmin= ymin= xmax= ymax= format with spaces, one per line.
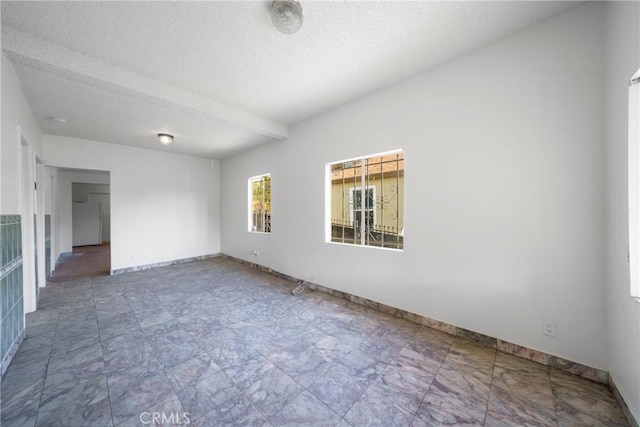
xmin=87 ymin=193 xmax=110 ymax=243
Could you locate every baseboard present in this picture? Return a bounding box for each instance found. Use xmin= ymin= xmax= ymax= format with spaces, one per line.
xmin=609 ymin=374 xmax=640 ymax=427
xmin=222 ymin=254 xmax=609 ymax=384
xmin=110 ymin=253 xmax=221 ymax=275
xmin=0 ymin=329 xmax=25 ymax=377
xmin=54 ymin=252 xmax=73 ymax=266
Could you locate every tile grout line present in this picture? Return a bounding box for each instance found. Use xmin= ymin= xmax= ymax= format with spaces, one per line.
xmin=414 ymin=336 xmax=435 ymax=423
xmin=481 ymin=342 xmax=499 ymax=426
xmin=548 ymin=365 xmax=561 ymax=427
xmin=251 ymin=339 xmax=323 ymax=424
xmin=249 ymin=295 xmax=359 ymax=425
xmin=313 ymin=319 xmax=393 ymax=424
xmin=91 ymin=278 xmax=117 ymax=427
xmin=145 ymin=279 xmax=267 ymax=426
xmin=153 ymin=297 xmax=204 ymax=404
xmin=608 ymin=373 xmax=640 ymax=427
xmin=32 ymin=307 xmax=60 ymax=427
xmin=97 ymin=278 xmax=140 ymax=425
xmin=146 ymin=280 xmax=196 ymax=425
xmin=407 ymin=332 xmax=457 ymax=426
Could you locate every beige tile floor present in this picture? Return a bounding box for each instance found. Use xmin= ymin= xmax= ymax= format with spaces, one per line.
xmin=1 ymin=257 xmax=630 ymax=426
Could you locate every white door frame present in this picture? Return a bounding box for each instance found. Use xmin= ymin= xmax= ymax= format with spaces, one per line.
xmin=20 ymin=131 xmax=37 ymax=313
xmin=48 ymin=169 xmax=56 ymax=278
xmin=35 ymin=158 xmax=46 ymax=289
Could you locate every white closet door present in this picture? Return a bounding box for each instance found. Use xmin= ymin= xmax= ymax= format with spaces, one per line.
xmin=72 ymin=202 xmax=101 ymax=246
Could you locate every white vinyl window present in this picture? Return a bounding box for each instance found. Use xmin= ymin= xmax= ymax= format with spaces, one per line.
xmin=628 ymin=69 xmax=640 ymax=301
xmin=248 ymin=174 xmax=271 ymax=233
xmin=327 ymin=150 xmax=404 ymax=250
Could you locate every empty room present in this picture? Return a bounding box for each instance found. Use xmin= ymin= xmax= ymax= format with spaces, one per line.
xmin=1 ymin=1 xmax=639 ymax=426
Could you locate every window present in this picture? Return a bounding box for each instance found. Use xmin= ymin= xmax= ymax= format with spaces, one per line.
xmin=328 ymin=150 xmax=404 ymax=250
xmin=629 ymin=69 xmax=640 ymax=300
xmin=249 ymin=174 xmax=271 ymax=233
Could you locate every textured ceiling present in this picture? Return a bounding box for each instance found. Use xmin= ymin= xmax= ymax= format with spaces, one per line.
xmin=2 ymin=1 xmax=579 ymax=159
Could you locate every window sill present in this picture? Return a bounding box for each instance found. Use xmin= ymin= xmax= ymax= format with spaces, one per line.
xmin=326 ymin=240 xmax=403 ymax=252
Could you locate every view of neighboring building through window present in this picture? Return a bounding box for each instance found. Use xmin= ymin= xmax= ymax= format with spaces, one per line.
xmin=249 ymin=174 xmax=271 ymax=233
xmin=329 ymin=151 xmax=404 ymax=249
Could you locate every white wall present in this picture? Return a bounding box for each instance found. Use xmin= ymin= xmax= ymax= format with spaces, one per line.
xmin=72 ymin=183 xmax=110 ymax=203
xmin=43 ymin=135 xmax=220 ymax=271
xmin=604 ymin=1 xmax=640 ymax=423
xmin=221 ymin=3 xmax=608 ymax=369
xmin=1 ymin=52 xmax=42 ymax=214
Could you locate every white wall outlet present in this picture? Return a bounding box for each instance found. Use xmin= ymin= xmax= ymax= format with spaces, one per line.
xmin=253 ymin=250 xmax=259 ymax=257
xmin=543 ymin=320 xmax=557 ymax=337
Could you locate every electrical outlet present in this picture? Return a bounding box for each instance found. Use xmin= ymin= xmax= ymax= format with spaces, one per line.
xmin=543 ymin=320 xmax=557 ymax=337
xmin=253 ymin=250 xmax=259 ymax=257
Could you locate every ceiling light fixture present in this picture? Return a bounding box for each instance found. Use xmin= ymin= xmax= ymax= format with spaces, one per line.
xmin=271 ymin=0 xmax=303 ymax=35
xmin=158 ymin=133 xmax=174 ymax=145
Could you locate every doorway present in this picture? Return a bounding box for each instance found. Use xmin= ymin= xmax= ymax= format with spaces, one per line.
xmin=49 ymin=169 xmax=111 ymax=282
xmin=72 ymin=183 xmax=110 ymax=246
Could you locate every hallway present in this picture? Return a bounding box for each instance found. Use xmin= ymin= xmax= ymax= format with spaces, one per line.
xmin=48 ymin=244 xmax=110 ymax=283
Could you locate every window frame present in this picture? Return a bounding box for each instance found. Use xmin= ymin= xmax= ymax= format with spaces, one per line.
xmin=326 ymin=149 xmax=404 ymax=251
xmin=248 ymin=173 xmax=271 ymax=234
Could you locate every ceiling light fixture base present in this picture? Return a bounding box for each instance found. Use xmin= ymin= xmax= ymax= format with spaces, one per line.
xmin=158 ymin=133 xmax=174 ymax=145
xmin=271 ymin=0 xmax=303 ymax=35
